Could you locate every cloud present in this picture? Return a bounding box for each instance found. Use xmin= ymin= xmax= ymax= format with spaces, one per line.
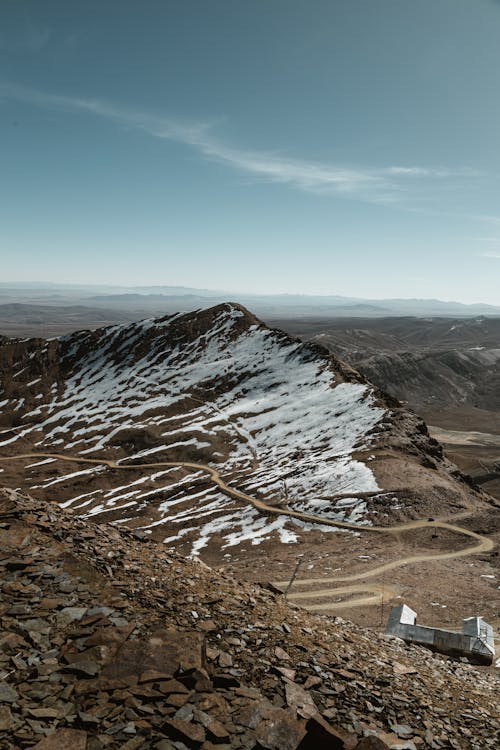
xmin=0 ymin=81 xmax=481 ymax=205
xmin=385 ymin=165 xmax=480 ymax=178
xmin=191 ymin=138 xmax=397 ymax=202
xmin=481 ymin=252 xmax=500 ymax=258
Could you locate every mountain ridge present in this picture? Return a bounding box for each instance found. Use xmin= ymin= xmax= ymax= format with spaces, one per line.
xmin=0 ymin=304 xmax=481 ymax=559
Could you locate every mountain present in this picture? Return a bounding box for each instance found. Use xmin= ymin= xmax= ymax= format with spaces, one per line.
xmin=1 ymin=283 xmax=500 ymax=340
xmin=0 ymin=304 xmax=478 ymax=560
xmin=1 ymin=302 xmax=499 ymax=641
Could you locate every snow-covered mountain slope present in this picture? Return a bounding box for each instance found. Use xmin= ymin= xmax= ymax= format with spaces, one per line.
xmin=0 ymin=304 xmax=474 ymax=555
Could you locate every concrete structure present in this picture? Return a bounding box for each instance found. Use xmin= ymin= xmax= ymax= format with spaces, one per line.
xmin=386 ymin=604 xmax=495 ymax=665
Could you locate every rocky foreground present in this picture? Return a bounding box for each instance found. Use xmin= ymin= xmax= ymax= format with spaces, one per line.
xmin=0 ymin=488 xmax=498 ymax=750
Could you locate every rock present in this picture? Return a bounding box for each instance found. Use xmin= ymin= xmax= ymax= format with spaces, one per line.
xmin=0 ymin=682 xmax=18 ymax=703
xmin=392 ymin=662 xmax=417 ymax=676
xmin=206 ymin=718 xmax=230 ymax=742
xmin=213 ymin=672 xmax=240 ymax=689
xmin=139 ymin=670 xmax=177 ymax=683
xmin=275 ymin=646 xmax=291 ymax=661
xmin=273 ymin=666 xmax=296 ymax=681
xmin=285 ymin=681 xmax=318 ymax=719
xmin=174 ymin=703 xmax=194 ymax=722
xmin=179 ymin=667 xmax=212 ymax=691
xmin=254 ymin=706 xmax=306 ymax=750
xmin=6 ymin=603 xmax=32 ymax=615
xmin=157 ymin=678 xmax=190 ymax=695
xmin=62 ymin=659 xmax=100 ymax=678
xmin=22 ymin=617 xmax=50 ymax=637
xmin=218 ymin=651 xmax=233 ymax=668
xmin=5 ymin=557 xmax=33 ymax=570
xmin=304 ymin=714 xmax=354 ymax=749
xmin=236 ymin=701 xmax=306 ymax=750
xmin=78 ymin=710 xmax=101 ymax=726
xmin=31 ymin=728 xmax=88 ymax=750
xmin=102 ymin=629 xmax=205 ymax=680
xmin=57 ymin=606 xmax=87 ymax=626
xmin=198 ymin=619 xmax=217 ymax=632
xmin=27 ymin=706 xmax=64 ymax=719
xmin=120 ymin=738 xmax=145 ymax=750
xmin=354 ymin=737 xmax=391 ymax=750
xmin=390 ymin=723 xmax=414 ymax=738
xmin=163 ymin=717 xmax=206 ymax=747
xmin=303 ymin=675 xmax=322 ymax=690
xmin=0 ymin=705 xmax=14 ymax=731
xmin=166 ymin=692 xmax=190 ymax=708
xmin=84 ymin=622 xmax=136 ymax=648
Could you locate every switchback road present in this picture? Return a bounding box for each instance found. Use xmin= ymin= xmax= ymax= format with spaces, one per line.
xmin=1 ymin=452 xmax=495 ymax=611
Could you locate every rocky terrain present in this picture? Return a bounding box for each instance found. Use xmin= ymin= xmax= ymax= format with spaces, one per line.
xmin=1 ymin=487 xmax=498 ymax=750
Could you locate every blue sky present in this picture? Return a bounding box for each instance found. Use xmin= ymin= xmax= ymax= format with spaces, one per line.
xmin=1 ymin=0 xmax=500 ymax=303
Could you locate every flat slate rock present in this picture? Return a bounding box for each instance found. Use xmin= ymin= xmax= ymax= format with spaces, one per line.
xmin=0 ymin=683 xmax=18 ymax=703
xmin=102 ymin=629 xmax=205 ymax=680
xmin=31 ymin=728 xmax=88 ymax=750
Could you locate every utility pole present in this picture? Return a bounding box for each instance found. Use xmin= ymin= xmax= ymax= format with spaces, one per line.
xmin=282 ymin=480 xmax=289 ymax=505
xmin=284 ymin=554 xmax=303 ymax=597
xmin=379 ymin=571 xmax=384 ymax=629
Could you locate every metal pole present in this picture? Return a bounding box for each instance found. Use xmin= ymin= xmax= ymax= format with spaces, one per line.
xmin=284 ymin=554 xmax=303 ymax=597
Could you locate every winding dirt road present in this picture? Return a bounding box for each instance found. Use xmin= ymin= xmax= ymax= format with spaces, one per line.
xmin=1 ymin=452 xmax=495 ymax=611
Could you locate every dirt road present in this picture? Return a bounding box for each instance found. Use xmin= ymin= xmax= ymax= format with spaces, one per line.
xmin=1 ymin=452 xmax=495 ymax=611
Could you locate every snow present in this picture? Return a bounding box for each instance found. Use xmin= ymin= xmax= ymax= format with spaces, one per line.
xmin=34 ymin=466 xmax=105 ymax=487
xmin=59 ymin=490 xmax=104 ymax=509
xmin=1 ymin=305 xmax=386 ymax=551
xmin=26 ymin=458 xmax=57 ymax=468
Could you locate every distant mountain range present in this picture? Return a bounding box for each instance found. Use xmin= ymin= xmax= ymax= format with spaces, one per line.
xmin=1 ymin=282 xmax=500 ymax=320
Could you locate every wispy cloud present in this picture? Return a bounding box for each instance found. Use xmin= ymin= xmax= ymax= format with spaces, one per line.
xmin=0 ymin=81 xmax=481 ymax=205
xmin=481 ymin=252 xmax=500 ymax=258
xmin=385 ymin=165 xmax=479 ymax=178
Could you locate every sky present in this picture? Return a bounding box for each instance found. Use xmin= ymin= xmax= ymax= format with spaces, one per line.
xmin=1 ymin=0 xmax=500 ymax=303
